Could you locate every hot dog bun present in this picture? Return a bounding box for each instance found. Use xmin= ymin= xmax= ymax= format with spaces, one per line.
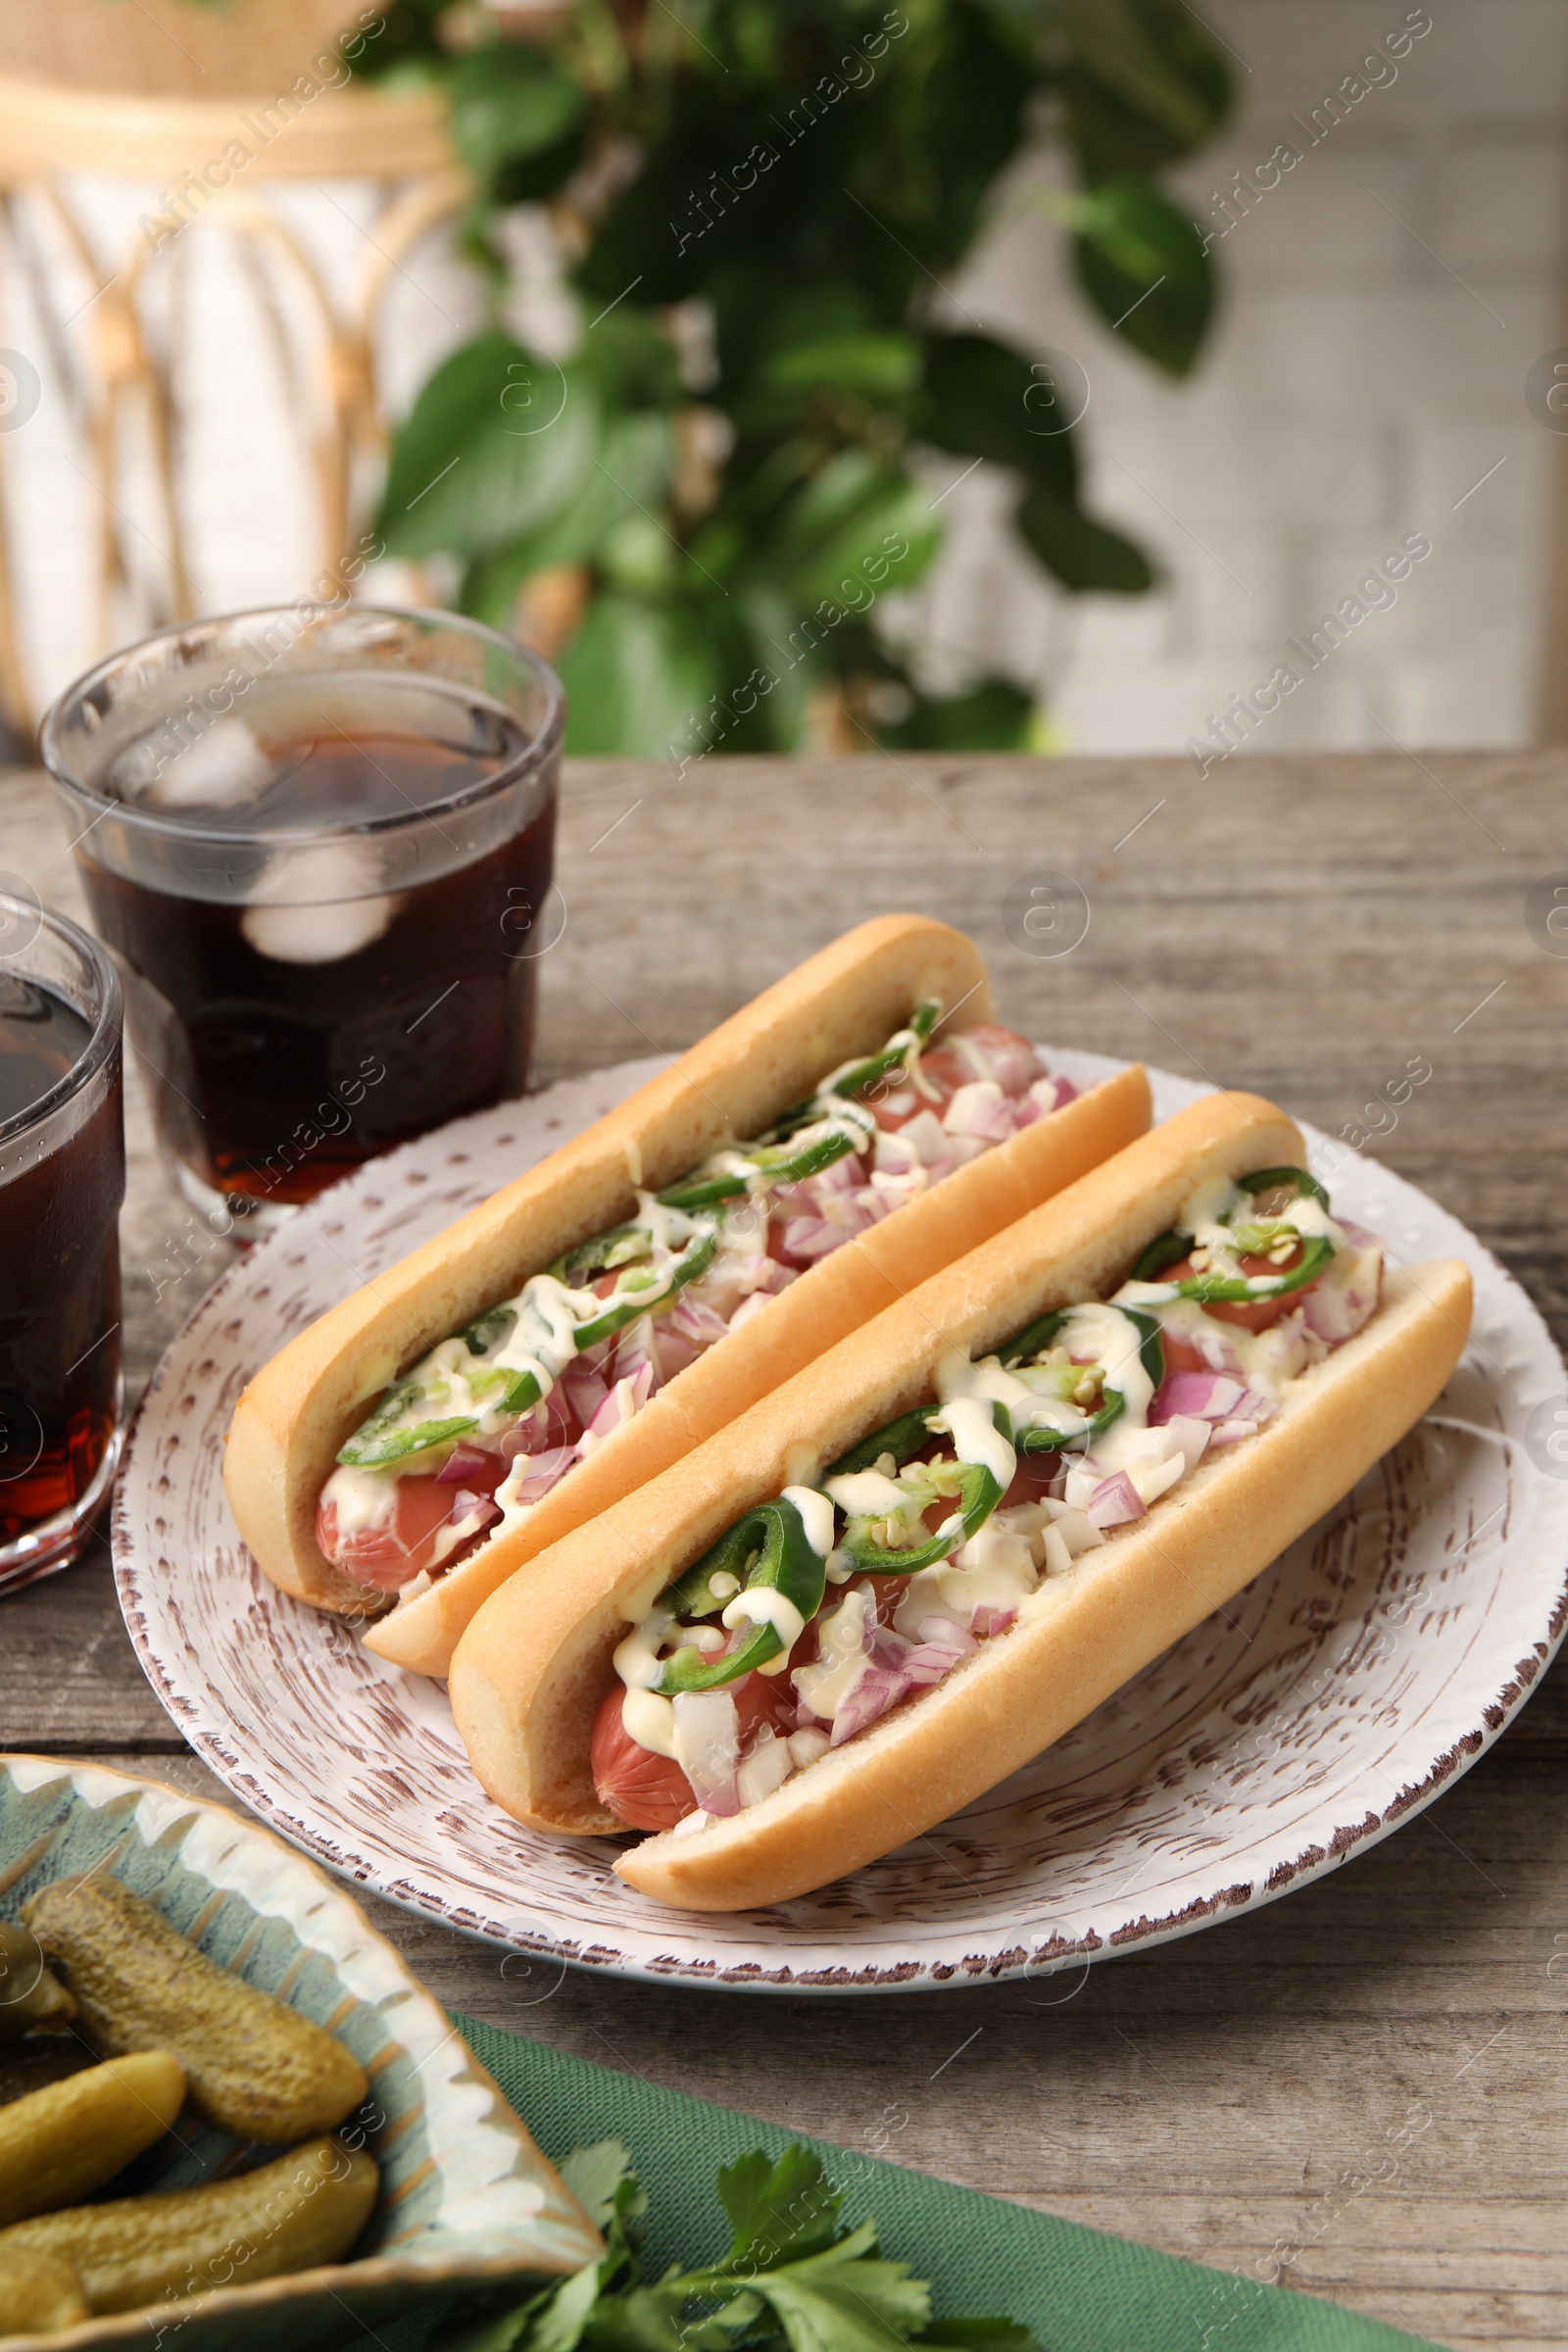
xmin=448 ymin=1091 xmax=1472 ymax=1911
xmin=223 ymin=913 xmax=1151 ymax=1674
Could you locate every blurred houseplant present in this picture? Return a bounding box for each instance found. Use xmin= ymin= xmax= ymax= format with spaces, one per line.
xmin=360 ymin=0 xmax=1230 ymax=758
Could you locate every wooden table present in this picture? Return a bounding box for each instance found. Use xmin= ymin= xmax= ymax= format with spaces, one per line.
xmin=3 ymin=750 xmax=1565 ymax=2352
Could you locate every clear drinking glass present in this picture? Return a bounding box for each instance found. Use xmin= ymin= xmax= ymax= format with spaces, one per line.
xmin=0 ymin=892 xmax=124 ymax=1593
xmin=41 ymin=605 xmax=564 ymax=1235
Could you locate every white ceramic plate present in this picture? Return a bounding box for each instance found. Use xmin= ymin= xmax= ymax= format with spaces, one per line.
xmin=114 ymin=1054 xmax=1568 ymax=1992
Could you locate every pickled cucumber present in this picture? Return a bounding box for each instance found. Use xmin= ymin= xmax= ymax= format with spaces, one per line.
xmin=0 ymin=2248 xmax=88 ymax=2333
xmin=0 ymin=2036 xmax=90 ymax=2108
xmin=0 ymin=2051 xmax=186 ymax=2226
xmin=0 ymin=1921 xmax=76 ymax=2040
xmin=0 ymin=2136 xmax=378 ymax=2314
xmin=24 ymin=1877 xmax=368 ymax=2143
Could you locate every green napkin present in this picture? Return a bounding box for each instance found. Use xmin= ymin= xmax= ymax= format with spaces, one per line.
xmin=452 ymin=2014 xmax=1433 ymax=2352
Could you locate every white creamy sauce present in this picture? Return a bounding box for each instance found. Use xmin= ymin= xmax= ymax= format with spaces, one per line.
xmin=1177 ymin=1170 xmax=1243 ymax=1240
xmin=793 ymin=1586 xmax=874 ymax=1721
xmin=621 ymin=1687 xmax=678 ymax=1758
xmin=320 ymin=1462 xmax=399 ymax=1535
xmin=613 ymin=1610 xmax=674 ymax=1691
xmin=783 ymin=1483 xmax=837 ymax=1559
xmin=720 ymin=1584 xmax=807 ymax=1669
xmin=933 ymin=1395 xmax=1017 ymax=1490
xmin=822 ymin=1467 xmax=916 ymax=1522
xmin=636 ymin=1191 xmax=705 ymax=1252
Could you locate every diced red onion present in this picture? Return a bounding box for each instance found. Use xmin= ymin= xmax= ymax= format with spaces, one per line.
xmin=1087 ymin=1470 xmax=1147 ymax=1529
xmin=664 ymin=1295 xmax=732 ymax=1347
xmin=809 ymin=1152 xmax=858 ymax=1197
xmin=510 ymin=1445 xmax=575 ymax=1502
xmin=435 ymin=1442 xmax=499 ymax=1488
xmin=654 ymin=1325 xmax=703 ymax=1380
xmin=897 ymin=1109 xmax=950 ymax=1167
xmin=1162 ymin=1414 xmax=1212 ymax=1478
xmin=582 ymin=1362 xmax=657 ymax=1445
xmin=609 ymin=1312 xmax=663 ymax=1395
xmin=873 ymin=1129 xmax=920 ymax=1178
xmin=971 ymin=1604 xmax=1018 ymax=1639
xmin=1231 ymin=1388 xmax=1275 ymax=1425
xmin=562 ymin=1368 xmax=609 ymax=1422
xmin=673 ymin=1689 xmax=741 ymax=1815
xmin=446 ymin=1490 xmax=502 ymax=1537
xmin=780 ymin=1215 xmax=850 ymax=1262
xmin=1207 ymin=1418 xmax=1259 ymax=1448
xmin=1150 ymin=1371 xmax=1246 ymax=1426
xmin=500 ymin=1416 xmax=547 ymax=1464
xmin=943 ymin=1080 xmax=1017 ymax=1144
xmin=1299 ymin=1245 xmax=1383 ymax=1343
xmin=829 ymin=1665 xmax=908 ymax=1746
xmin=951 ymin=1025 xmax=1047 ymax=1095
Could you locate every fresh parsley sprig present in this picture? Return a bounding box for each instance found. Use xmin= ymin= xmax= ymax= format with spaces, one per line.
xmin=437 ymin=2141 xmax=1037 ymax=2352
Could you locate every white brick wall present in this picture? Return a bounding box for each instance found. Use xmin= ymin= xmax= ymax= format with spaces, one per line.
xmin=919 ymin=0 xmax=1568 ymax=753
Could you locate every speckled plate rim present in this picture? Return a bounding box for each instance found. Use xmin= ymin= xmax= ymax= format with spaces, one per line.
xmin=0 ymin=1750 xmax=601 ymax=2348
xmin=110 ymin=1054 xmax=1568 ymax=1994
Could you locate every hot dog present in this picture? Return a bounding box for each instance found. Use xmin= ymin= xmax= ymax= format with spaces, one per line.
xmin=223 ymin=914 xmax=1151 ymax=1678
xmin=448 ymin=1090 xmax=1472 ymax=1910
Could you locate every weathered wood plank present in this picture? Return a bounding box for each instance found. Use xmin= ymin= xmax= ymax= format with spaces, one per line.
xmin=3 ymin=753 xmax=1568 ymax=2351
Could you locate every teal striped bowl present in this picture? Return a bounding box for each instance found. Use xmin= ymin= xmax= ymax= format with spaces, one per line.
xmin=0 ymin=1753 xmax=602 ymax=2351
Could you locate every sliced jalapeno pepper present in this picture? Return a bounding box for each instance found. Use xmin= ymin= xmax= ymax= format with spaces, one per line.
xmin=822 ymin=997 xmax=941 ymax=1105
xmin=1132 ymin=1167 xmax=1336 ymax=1288
xmin=549 ymin=1224 xmax=661 ymax=1285
xmin=336 ymin=1394 xmax=478 ymax=1469
xmin=469 ymin=1363 xmax=544 ymax=1416
xmin=460 ymin=1304 xmax=517 ymax=1357
xmin=651 ymin=1499 xmax=827 ymax=1692
xmin=761 ymin=999 xmax=943 ymax=1143
xmin=1131 ymin=1228 xmax=1192 ymax=1283
xmin=836 ymin=1451 xmax=1004 ymax=1577
xmin=1001 ymin=1304 xmax=1164 ymax=1387
xmin=1000 ymin=1306 xmax=1164 ymax=1454
xmin=826 ymin=1407 xmax=938 ymax=1479
xmin=657 ymin=1119 xmax=864 ymax=1211
xmin=570 ymin=1223 xmax=720 ymax=1350
xmin=1238 ymin=1164 xmax=1330 ymax=1210
xmin=1170 ymin=1232 xmax=1336 ymax=1305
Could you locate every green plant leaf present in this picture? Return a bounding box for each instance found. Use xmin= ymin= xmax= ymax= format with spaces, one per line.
xmin=717 ymin=2146 xmax=845 ymax=2271
xmin=376 ymin=335 xmax=600 ymax=559
xmin=1050 ymin=0 xmax=1224 ymax=150
xmin=762 ymin=455 xmax=939 ymax=612
xmin=755 ymin=2225 xmax=931 ymax=2352
xmin=559 ymin=593 xmax=721 ymax=757
xmin=562 ymin=2141 xmax=642 ymax=2235
xmin=579 ymin=312 xmax=686 ymax=411
xmin=1072 ymin=178 xmax=1214 ymax=374
xmin=449 ymin=45 xmax=586 ymax=195
xmin=1060 ymin=13 xmax=1231 ymax=179
xmin=459 ymin=412 xmax=677 ymax=621
xmin=754 ymin=333 xmax=923 ymax=402
xmin=918 ymin=332 xmax=1078 ymax=500
xmin=877 ymin=678 xmax=1034 ymax=751
xmin=1016 ymin=480 xmax=1153 ymax=592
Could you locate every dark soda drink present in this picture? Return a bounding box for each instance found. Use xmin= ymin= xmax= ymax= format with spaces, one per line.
xmin=42 ymin=608 xmax=563 ymax=1230
xmin=0 ymin=902 xmax=124 ymax=1589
